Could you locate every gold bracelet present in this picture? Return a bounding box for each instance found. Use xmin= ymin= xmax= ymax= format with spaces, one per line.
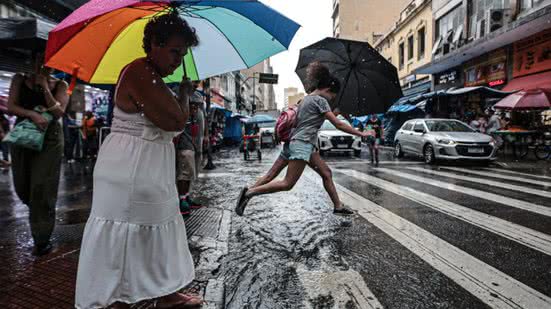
xmin=46 ymin=102 xmax=61 ymax=111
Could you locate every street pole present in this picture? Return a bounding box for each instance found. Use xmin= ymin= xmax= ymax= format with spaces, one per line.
xmin=252 ymin=72 xmax=257 ymax=115
xmin=203 ymin=78 xmax=216 ymax=170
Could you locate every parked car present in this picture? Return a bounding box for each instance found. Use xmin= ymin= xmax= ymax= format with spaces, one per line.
xmin=318 ymin=119 xmax=362 ymax=157
xmin=394 ymin=118 xmax=497 ymax=164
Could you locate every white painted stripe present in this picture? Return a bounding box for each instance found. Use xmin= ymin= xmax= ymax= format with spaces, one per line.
xmin=441 ymin=167 xmax=551 ymax=187
xmin=407 ymin=167 xmax=551 ymax=199
xmin=374 ymin=167 xmax=551 ymax=218
xmin=335 ymin=183 xmax=551 ymax=309
xmin=329 ymin=160 xmax=425 ymax=165
xmin=485 ymin=168 xmax=551 ymax=181
xmin=336 ymin=169 xmax=551 ymax=256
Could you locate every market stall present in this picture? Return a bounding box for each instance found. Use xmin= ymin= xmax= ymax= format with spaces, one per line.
xmin=493 ymin=88 xmax=551 ymax=159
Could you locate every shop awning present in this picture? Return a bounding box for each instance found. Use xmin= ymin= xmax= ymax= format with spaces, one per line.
xmin=395 ymin=80 xmax=431 ymax=105
xmin=0 ymin=18 xmax=56 ymax=51
xmin=388 ymin=104 xmax=419 ymax=113
xmin=445 ymin=86 xmax=514 ymax=97
xmin=503 ymin=71 xmax=551 ymax=92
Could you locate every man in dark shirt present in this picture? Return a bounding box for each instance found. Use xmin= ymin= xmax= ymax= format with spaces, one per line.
xmin=365 ymin=114 xmax=383 ymax=166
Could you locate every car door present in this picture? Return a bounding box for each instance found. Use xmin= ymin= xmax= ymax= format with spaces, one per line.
xmin=397 ymin=121 xmax=414 ymax=152
xmin=410 ymin=121 xmax=427 ymax=155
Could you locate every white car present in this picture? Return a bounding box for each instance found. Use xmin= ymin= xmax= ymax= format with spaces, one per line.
xmin=394 ymin=118 xmax=497 ymax=164
xmin=318 ymin=119 xmax=362 ymax=157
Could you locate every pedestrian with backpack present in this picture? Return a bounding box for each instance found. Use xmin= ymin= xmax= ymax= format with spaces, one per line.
xmin=236 ymin=62 xmax=371 ymax=216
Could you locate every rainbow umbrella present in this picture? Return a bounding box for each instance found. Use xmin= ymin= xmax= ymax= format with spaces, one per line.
xmin=45 ymin=0 xmax=300 ymax=84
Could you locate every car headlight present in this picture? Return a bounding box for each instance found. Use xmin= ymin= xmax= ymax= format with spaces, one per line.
xmin=489 ymin=138 xmax=496 ymax=146
xmin=319 ymin=135 xmax=330 ymax=140
xmin=438 ymin=139 xmax=456 ymax=145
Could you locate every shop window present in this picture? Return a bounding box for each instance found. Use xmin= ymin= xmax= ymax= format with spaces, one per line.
xmin=418 ymin=27 xmax=426 ymax=60
xmin=399 ymin=42 xmax=405 ymax=70
xmin=408 ymin=35 xmax=414 ymax=61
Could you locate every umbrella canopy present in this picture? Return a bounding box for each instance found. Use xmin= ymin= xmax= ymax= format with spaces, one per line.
xmin=295 ymin=37 xmax=402 ymax=116
xmin=494 ymin=89 xmax=551 ymax=110
xmin=241 ymin=114 xmax=275 ymax=124
xmin=45 ymin=0 xmax=300 ymax=84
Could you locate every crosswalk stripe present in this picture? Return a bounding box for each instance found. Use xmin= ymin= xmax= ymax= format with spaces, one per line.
xmin=441 ymin=167 xmax=551 ymax=187
xmin=374 ymin=167 xmax=551 ymax=218
xmin=407 ymin=167 xmax=551 ymax=199
xmin=335 ymin=183 xmax=551 ymax=309
xmin=326 ymin=160 xmax=424 ymax=165
xmin=336 ymin=169 xmax=551 ymax=256
xmin=485 ymin=168 xmax=551 ymax=181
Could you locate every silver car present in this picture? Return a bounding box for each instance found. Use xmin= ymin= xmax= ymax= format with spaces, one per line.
xmin=394 ymin=118 xmax=497 ymax=164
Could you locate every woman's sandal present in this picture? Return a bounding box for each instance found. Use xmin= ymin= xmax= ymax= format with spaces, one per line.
xmin=153 ymin=292 xmax=205 ymax=308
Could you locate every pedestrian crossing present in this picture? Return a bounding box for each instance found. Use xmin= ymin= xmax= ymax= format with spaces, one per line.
xmin=485 ymin=168 xmax=551 ymax=181
xmin=326 ymin=163 xmax=551 ymax=308
xmin=406 ymin=166 xmax=551 ymax=198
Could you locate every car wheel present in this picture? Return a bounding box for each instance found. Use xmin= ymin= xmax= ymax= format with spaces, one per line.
xmin=424 ymin=144 xmax=435 ymax=164
xmin=394 ymin=142 xmax=404 ymax=158
xmin=354 ymin=150 xmax=361 ymax=157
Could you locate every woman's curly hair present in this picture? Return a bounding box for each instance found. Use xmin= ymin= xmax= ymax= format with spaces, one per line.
xmin=305 ymin=62 xmax=341 ymax=94
xmin=143 ymin=13 xmax=199 ymax=54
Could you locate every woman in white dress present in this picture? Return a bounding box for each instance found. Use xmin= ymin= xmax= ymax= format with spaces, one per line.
xmin=75 ymin=13 xmax=202 ymax=309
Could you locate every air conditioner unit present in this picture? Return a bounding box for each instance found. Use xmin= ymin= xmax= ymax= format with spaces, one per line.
xmin=487 ymin=9 xmax=512 ymax=33
xmin=476 ymin=19 xmax=486 ymax=39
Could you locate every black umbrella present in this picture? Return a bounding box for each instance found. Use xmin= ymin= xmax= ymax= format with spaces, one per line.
xmin=296 ymin=37 xmax=402 ymax=116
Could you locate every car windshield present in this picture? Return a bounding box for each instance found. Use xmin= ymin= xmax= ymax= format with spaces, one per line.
xmin=257 ymin=122 xmax=275 ymax=129
xmin=321 ymin=119 xmax=351 ymax=130
xmin=425 ymin=120 xmax=475 ymax=132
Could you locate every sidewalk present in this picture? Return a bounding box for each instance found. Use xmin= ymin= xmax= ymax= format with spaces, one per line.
xmin=0 ymin=161 xmax=232 ymax=309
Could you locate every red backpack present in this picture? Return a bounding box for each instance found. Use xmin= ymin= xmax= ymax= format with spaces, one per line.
xmin=275 ymin=106 xmax=299 ymax=143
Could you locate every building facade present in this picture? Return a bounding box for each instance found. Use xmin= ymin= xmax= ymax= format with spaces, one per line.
xmin=241 ymin=58 xmax=277 ymax=112
xmin=332 ymin=0 xmax=410 ymax=44
xmin=415 ymin=0 xmax=551 ymax=92
xmin=375 ymin=0 xmax=434 ymax=100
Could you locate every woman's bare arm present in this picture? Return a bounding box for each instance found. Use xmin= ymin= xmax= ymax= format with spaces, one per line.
xmin=124 ymin=61 xmax=189 ymax=132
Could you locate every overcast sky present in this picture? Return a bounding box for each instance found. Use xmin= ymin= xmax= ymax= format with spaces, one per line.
xmin=262 ymin=0 xmax=332 ymax=109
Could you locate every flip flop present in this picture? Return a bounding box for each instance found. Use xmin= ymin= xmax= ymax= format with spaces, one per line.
xmin=333 ymin=205 xmax=354 ymax=216
xmin=235 ymin=187 xmax=250 ymax=216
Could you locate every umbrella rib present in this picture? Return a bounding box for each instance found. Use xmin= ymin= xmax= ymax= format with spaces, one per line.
xmin=336 ymin=69 xmax=353 ymax=111
xmin=356 ymin=70 xmax=385 ymax=107
xmin=353 ymin=69 xmax=363 ymax=114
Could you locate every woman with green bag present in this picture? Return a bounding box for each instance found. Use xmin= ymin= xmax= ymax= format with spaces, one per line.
xmin=6 ymin=53 xmax=69 ymax=256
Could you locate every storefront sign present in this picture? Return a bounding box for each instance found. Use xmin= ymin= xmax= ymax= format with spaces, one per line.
xmin=513 ymin=28 xmax=551 ymax=78
xmin=437 ymin=70 xmax=458 ymax=85
xmin=463 ymin=49 xmax=507 ymax=87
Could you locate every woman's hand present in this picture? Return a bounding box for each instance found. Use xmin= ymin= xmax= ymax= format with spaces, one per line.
xmin=179 ymin=78 xmax=194 ymax=96
xmin=35 ymin=75 xmax=49 ymax=89
xmin=360 ymin=131 xmax=372 ymax=138
xmin=30 ymin=112 xmax=49 ymax=130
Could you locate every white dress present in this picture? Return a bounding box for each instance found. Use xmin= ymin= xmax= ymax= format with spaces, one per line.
xmin=75 ymin=107 xmax=194 ymax=309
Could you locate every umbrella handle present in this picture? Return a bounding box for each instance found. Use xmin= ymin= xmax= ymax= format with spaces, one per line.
xmin=182 ymin=57 xmax=188 ymax=80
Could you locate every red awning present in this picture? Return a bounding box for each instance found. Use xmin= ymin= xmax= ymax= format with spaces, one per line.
xmin=503 ymin=71 xmax=551 ymax=92
xmin=494 ymin=89 xmax=551 ymax=110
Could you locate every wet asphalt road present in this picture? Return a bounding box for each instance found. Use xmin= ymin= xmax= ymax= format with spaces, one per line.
xmin=219 ymin=147 xmax=551 ymax=309
xmin=1 ymin=146 xmax=550 ymax=309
